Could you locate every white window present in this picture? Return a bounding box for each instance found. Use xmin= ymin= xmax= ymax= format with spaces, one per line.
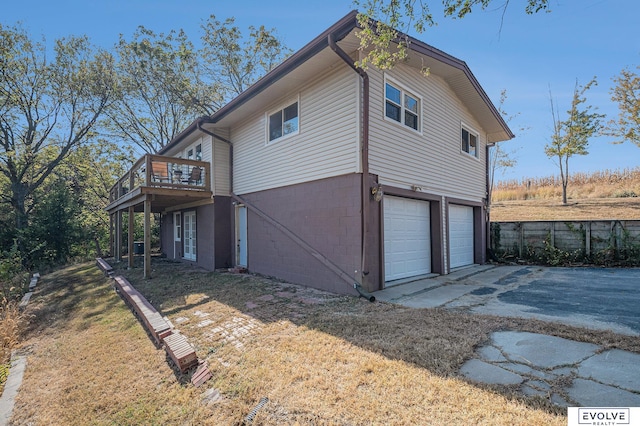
xmin=385 ymin=81 xmax=420 ymax=131
xmin=268 ymin=100 xmax=299 ymax=142
xmin=195 ymin=144 xmax=202 ymax=161
xmin=461 ymin=125 xmax=479 ymax=158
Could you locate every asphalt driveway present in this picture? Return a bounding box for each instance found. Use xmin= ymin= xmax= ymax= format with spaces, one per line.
xmin=494 ymin=267 xmax=639 ymax=333
xmin=375 ymin=265 xmax=640 ymax=336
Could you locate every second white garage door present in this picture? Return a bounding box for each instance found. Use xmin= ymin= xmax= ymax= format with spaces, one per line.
xmin=384 ymin=196 xmax=431 ymax=281
xmin=448 ymin=204 xmax=474 ymax=269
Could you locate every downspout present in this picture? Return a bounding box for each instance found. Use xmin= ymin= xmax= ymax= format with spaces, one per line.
xmin=485 ymin=143 xmax=496 ymax=261
xmin=197 ymin=119 xmax=233 ymax=192
xmin=328 ymin=33 xmax=371 ymax=294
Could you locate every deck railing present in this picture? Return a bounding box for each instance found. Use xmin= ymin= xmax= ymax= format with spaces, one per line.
xmin=109 ymin=154 xmax=211 ymax=203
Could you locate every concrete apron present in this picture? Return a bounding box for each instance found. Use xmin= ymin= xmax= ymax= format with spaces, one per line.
xmin=375 ymin=264 xmax=640 ymax=407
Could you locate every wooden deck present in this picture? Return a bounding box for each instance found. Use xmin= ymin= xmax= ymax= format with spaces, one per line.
xmin=106 ymin=154 xmax=212 ymax=214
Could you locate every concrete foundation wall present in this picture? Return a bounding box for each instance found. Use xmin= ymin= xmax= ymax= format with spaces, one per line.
xmin=241 ymin=173 xmax=363 ymax=295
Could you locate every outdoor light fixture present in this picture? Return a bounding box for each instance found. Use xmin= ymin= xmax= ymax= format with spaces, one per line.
xmin=371 ymin=184 xmax=383 ymax=202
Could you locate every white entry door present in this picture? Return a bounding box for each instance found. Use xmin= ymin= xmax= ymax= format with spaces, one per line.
xmin=236 ymin=205 xmax=247 ymax=267
xmin=183 ymin=211 xmax=196 ymax=261
xmin=384 ymin=196 xmax=431 ymax=282
xmin=449 ymin=204 xmax=474 ymax=269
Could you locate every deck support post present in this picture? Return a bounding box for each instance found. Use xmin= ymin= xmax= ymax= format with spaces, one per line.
xmin=144 ymin=197 xmax=151 ymax=278
xmin=115 ymin=211 xmax=123 ymax=262
xmin=109 ymin=214 xmax=114 ymax=258
xmin=128 ymin=206 xmax=135 ymax=269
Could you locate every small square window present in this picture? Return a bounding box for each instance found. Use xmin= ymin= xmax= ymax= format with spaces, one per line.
xmin=268 ymin=101 xmax=299 ymax=142
xmin=385 ymin=81 xmax=420 ymax=131
xmin=461 ymin=126 xmax=479 ymax=157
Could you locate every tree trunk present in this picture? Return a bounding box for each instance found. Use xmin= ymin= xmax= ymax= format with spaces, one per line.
xmin=11 ymin=181 xmax=29 ymax=237
xmin=94 ymin=234 xmax=103 ymax=258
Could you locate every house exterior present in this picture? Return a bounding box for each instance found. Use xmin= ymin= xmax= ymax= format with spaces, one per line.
xmin=105 ymin=11 xmax=513 ymax=296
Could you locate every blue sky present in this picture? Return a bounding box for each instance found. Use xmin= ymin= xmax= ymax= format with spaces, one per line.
xmin=4 ymin=0 xmax=639 ymax=182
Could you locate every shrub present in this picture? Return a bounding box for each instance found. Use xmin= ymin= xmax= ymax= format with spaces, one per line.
xmin=612 ymin=189 xmax=638 ymax=198
xmin=0 ymin=243 xmax=29 ymax=302
xmin=0 ymin=301 xmax=22 ymax=362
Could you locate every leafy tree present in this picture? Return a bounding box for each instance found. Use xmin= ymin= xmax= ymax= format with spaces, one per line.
xmin=607 ymin=65 xmax=640 ymax=147
xmin=0 ymin=242 xmax=27 ymax=301
xmin=200 ymin=15 xmax=292 ymax=100
xmin=545 ymin=79 xmax=604 ymax=204
xmin=26 ymin=178 xmax=83 ymax=267
xmin=107 ymin=27 xmax=216 ymax=154
xmin=106 ymin=19 xmax=290 ymax=154
xmin=61 ymin=141 xmax=135 ymax=257
xmin=353 ymin=0 xmax=550 ymax=69
xmin=488 ymin=90 xmax=519 ymax=205
xmin=0 ymin=23 xmax=117 ymax=250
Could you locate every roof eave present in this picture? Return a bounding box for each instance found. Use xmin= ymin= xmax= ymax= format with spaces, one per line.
xmin=404 ymin=38 xmax=514 ymax=142
xmin=157 ymin=10 xmax=359 ymax=155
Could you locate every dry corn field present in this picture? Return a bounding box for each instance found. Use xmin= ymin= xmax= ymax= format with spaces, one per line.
xmin=492 ymin=167 xmax=640 ymax=221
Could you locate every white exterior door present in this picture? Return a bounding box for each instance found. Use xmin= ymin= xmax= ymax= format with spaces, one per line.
xmin=449 ymin=204 xmax=474 ymax=269
xmin=236 ymin=205 xmax=247 ymax=267
xmin=183 ymin=211 xmax=196 ymax=261
xmin=384 ymin=196 xmax=431 ymax=282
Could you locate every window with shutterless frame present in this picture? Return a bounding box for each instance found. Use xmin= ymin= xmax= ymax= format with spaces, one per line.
xmin=267 ymin=98 xmax=299 ymax=143
xmin=384 ymin=78 xmax=421 ymax=132
xmin=461 ymin=124 xmax=479 ymax=158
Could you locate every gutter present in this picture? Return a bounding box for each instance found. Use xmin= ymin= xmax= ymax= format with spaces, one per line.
xmin=328 ymin=33 xmax=371 ymax=288
xmin=485 ymin=144 xmax=491 ymax=259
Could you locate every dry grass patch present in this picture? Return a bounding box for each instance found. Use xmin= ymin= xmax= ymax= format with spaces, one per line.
xmin=0 ymin=300 xmax=28 ymax=395
xmin=12 ymin=260 xmax=639 ymax=425
xmin=117 ymin=260 xmax=639 ymax=423
xmin=491 ymin=167 xmax=640 ymax=221
xmin=11 ymin=263 xmax=214 ymax=425
xmin=491 ymin=197 xmax=640 ymax=222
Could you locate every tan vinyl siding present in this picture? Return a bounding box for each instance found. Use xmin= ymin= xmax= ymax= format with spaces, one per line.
xmin=370 ymin=64 xmax=488 ymax=202
xmin=201 ymin=134 xmax=212 ymax=163
xmin=199 ymin=135 xmax=213 ymax=192
xmin=233 ymin=64 xmax=360 ymax=195
xmin=213 ymin=131 xmax=230 ymax=195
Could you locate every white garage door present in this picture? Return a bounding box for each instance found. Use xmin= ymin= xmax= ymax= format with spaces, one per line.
xmin=384 ymin=196 xmax=431 ymax=281
xmin=449 ymin=204 xmax=474 ymax=269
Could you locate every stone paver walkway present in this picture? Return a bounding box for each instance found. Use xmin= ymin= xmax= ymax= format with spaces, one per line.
xmin=460 ymin=331 xmax=640 ymax=407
